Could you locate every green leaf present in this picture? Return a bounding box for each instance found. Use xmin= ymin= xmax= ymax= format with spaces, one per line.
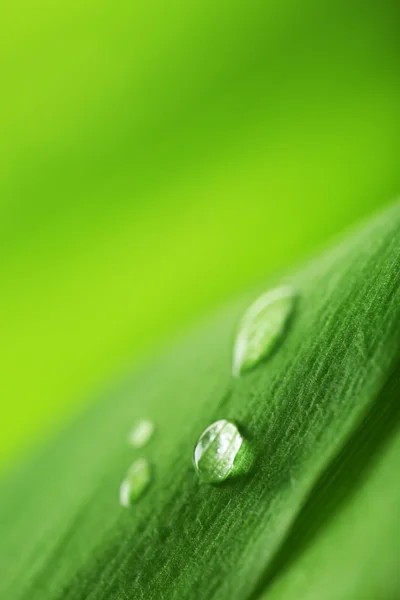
xmin=1 ymin=201 xmax=400 ymax=599
xmin=259 ymin=367 xmax=400 ymax=600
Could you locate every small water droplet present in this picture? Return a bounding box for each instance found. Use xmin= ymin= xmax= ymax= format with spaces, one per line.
xmin=193 ymin=419 xmax=247 ymax=483
xmin=119 ymin=458 xmax=151 ymax=507
xmin=128 ymin=419 xmax=155 ymax=448
xmin=233 ymin=285 xmax=296 ymax=377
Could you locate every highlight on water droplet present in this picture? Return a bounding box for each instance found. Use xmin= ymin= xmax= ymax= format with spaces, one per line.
xmin=128 ymin=419 xmax=155 ymax=448
xmin=119 ymin=458 xmax=151 ymax=507
xmin=232 ymin=285 xmax=296 ymax=377
xmin=193 ymin=419 xmax=248 ymax=484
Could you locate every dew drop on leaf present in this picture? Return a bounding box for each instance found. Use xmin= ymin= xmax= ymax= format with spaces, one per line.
xmin=128 ymin=419 xmax=155 ymax=448
xmin=119 ymin=458 xmax=151 ymax=507
xmin=232 ymin=285 xmax=296 ymax=377
xmin=193 ymin=419 xmax=247 ymax=483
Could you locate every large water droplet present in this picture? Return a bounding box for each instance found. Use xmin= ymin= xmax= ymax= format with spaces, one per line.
xmin=128 ymin=419 xmax=155 ymax=448
xmin=119 ymin=458 xmax=151 ymax=507
xmin=233 ymin=285 xmax=296 ymax=377
xmin=193 ymin=419 xmax=246 ymax=483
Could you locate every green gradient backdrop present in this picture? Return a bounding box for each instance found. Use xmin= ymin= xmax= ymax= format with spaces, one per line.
xmin=0 ymin=0 xmax=398 ymax=469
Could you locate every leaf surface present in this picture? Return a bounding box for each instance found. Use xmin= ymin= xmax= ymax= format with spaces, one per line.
xmin=1 ymin=201 xmax=400 ymax=599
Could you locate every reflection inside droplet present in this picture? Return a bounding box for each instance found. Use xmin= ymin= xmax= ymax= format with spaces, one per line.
xmin=119 ymin=458 xmax=151 ymax=507
xmin=193 ymin=419 xmax=248 ymax=484
xmin=233 ymin=285 xmax=296 ymax=377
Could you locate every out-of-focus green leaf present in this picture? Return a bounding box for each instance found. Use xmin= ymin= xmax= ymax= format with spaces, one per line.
xmin=1 ymin=0 xmax=399 ymax=468
xmin=1 ymin=201 xmax=400 ymax=599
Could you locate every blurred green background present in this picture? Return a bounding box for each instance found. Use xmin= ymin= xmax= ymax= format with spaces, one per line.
xmin=0 ymin=0 xmax=398 ymax=470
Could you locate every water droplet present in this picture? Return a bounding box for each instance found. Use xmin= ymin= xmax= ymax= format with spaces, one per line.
xmin=193 ymin=419 xmax=246 ymax=483
xmin=233 ymin=285 xmax=296 ymax=377
xmin=128 ymin=419 xmax=155 ymax=448
xmin=119 ymin=458 xmax=151 ymax=507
